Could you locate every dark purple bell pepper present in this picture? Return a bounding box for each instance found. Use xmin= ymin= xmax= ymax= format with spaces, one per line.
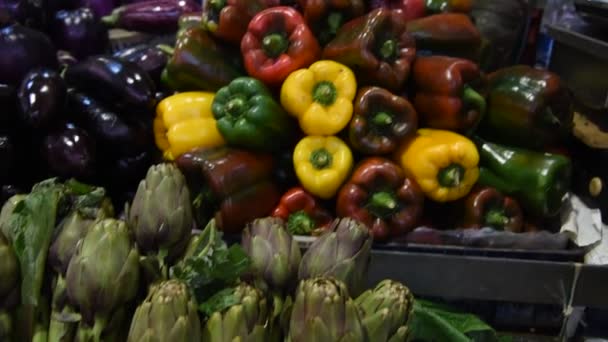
xmin=50 ymin=7 xmax=108 ymax=59
xmin=43 ymin=123 xmax=97 ymax=179
xmin=113 ymin=44 xmax=169 ymax=85
xmin=0 ymin=24 xmax=57 ymax=86
xmin=102 ymin=0 xmax=201 ymax=33
xmin=17 ymin=68 xmax=67 ymax=130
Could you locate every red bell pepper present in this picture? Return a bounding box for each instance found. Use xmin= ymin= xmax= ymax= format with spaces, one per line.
xmin=241 ymin=6 xmax=321 ymax=86
xmin=337 ymin=157 xmax=425 ymax=241
xmin=272 ymin=187 xmax=333 ymax=236
xmin=202 ymin=0 xmax=280 ymax=45
xmin=463 ymin=187 xmax=524 ymax=232
xmin=412 ymin=56 xmax=486 ymax=134
xmin=297 ymin=0 xmax=366 ymax=45
xmin=370 ymin=0 xmax=426 ymax=22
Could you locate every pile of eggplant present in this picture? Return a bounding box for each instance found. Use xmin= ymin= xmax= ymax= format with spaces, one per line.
xmin=0 ymin=0 xmax=195 ymax=206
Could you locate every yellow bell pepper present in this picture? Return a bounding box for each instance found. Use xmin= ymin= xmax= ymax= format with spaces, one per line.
xmin=293 ymin=135 xmax=353 ymax=199
xmin=154 ymin=92 xmax=225 ymax=160
xmin=280 ymin=60 xmax=357 ymax=136
xmin=395 ymin=129 xmax=479 ymax=202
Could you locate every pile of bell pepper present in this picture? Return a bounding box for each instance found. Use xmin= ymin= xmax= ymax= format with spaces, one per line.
xmin=152 ymin=0 xmax=575 ymax=242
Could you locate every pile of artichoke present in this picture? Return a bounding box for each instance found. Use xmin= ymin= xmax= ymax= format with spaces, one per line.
xmin=0 ymin=165 xmax=416 ymax=342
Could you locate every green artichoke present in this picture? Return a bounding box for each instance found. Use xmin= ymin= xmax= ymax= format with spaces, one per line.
xmin=355 ymin=280 xmax=414 ymax=342
xmin=127 ymin=279 xmax=201 ymax=342
xmin=65 ymin=219 xmax=140 ymax=339
xmin=128 ymin=163 xmax=194 ymax=274
xmin=241 ymin=217 xmax=301 ymax=293
xmin=298 ymin=218 xmax=372 ymax=296
xmin=287 ymin=277 xmax=368 ymax=342
xmin=0 ymin=232 xmax=18 ymax=341
xmin=0 ymin=195 xmax=25 ymax=240
xmin=203 ymin=283 xmax=271 ymax=342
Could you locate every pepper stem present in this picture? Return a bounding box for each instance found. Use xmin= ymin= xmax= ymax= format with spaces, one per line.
xmin=462 ymin=85 xmax=486 ymax=117
xmin=262 ymin=33 xmax=289 ymax=58
xmin=157 ymin=44 xmax=175 ymax=56
xmin=310 ymin=148 xmax=333 ymax=169
xmin=327 ymin=12 xmax=344 ymax=35
xmin=209 ymin=0 xmax=227 ymax=10
xmin=287 ymin=211 xmax=316 ymax=235
xmin=225 ymin=97 xmax=247 ymax=118
xmin=379 ymin=39 xmax=397 ymax=60
xmin=368 ymin=191 xmax=398 ymax=218
xmin=437 ymin=164 xmax=465 ymax=188
xmin=484 ymin=209 xmax=509 ymax=229
xmin=312 ymin=81 xmax=337 ymax=106
xmin=372 ymin=112 xmax=393 ymax=126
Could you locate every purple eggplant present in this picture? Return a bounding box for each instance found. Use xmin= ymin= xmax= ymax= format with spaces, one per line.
xmin=0 ymin=24 xmax=57 ymax=86
xmin=64 ymin=55 xmax=156 ymax=112
xmin=0 ymin=0 xmax=47 ymax=29
xmin=113 ymin=44 xmax=168 ymax=85
xmin=66 ymin=89 xmax=151 ymax=153
xmin=0 ymin=83 xmax=18 ymax=129
xmin=43 ymin=123 xmax=96 ymax=179
xmin=0 ymin=134 xmax=14 ymax=182
xmin=50 ymin=7 xmax=108 ymax=59
xmin=17 ymin=68 xmax=66 ymax=130
xmin=102 ymin=0 xmax=201 ymax=33
xmin=77 ymin=0 xmax=117 ymax=18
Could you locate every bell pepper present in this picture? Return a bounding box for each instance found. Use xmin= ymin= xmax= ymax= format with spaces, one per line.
xmin=475 ymin=137 xmax=572 ymax=218
xmin=154 ymin=92 xmax=226 ymax=161
xmin=323 ymin=8 xmax=417 ymax=92
xmin=349 ymin=86 xmax=418 ymax=155
xmin=202 ymin=0 xmax=280 ymax=45
xmin=412 ymin=56 xmax=486 ymax=134
xmin=463 ymin=187 xmax=524 ymax=232
xmin=395 ymin=129 xmax=479 ymax=202
xmin=272 ymin=187 xmax=333 ymax=236
xmin=241 ymin=6 xmax=321 ymax=86
xmin=425 ymin=0 xmax=473 ymax=14
xmin=293 ymin=135 xmax=353 ymax=199
xmin=370 ymin=0 xmax=427 ymax=22
xmin=406 ymin=13 xmax=481 ymax=61
xmin=297 ymin=0 xmax=366 ymax=45
xmin=211 ymin=77 xmax=297 ymax=152
xmin=161 ymin=27 xmax=243 ymax=92
xmin=281 ymin=60 xmax=357 ymax=136
xmin=176 ymin=146 xmax=281 ymax=234
xmin=337 ymin=157 xmax=425 ymax=241
xmin=478 ymin=65 xmax=573 ymax=150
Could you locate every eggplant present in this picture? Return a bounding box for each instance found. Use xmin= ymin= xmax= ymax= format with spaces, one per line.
xmin=43 ymin=123 xmax=96 ymax=179
xmin=17 ymin=68 xmax=66 ymax=130
xmin=50 ymin=7 xmax=108 ymax=59
xmin=113 ymin=44 xmax=168 ymax=85
xmin=66 ymin=89 xmax=151 ymax=153
xmin=102 ymin=0 xmax=201 ymax=33
xmin=0 ymin=24 xmax=57 ymax=86
xmin=0 ymin=134 xmax=14 ymax=182
xmin=0 ymin=83 xmax=18 ymax=129
xmin=64 ymin=56 xmax=156 ymax=112
xmin=0 ymin=0 xmax=47 ymax=29
xmin=77 ymin=0 xmax=117 ymax=18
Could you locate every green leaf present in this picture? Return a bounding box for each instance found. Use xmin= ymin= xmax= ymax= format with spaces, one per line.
xmin=409 ymin=300 xmax=498 ymax=342
xmin=199 ymin=287 xmax=239 ymax=318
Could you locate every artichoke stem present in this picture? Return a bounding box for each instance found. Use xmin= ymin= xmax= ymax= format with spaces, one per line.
xmin=92 ymin=316 xmax=107 ymax=342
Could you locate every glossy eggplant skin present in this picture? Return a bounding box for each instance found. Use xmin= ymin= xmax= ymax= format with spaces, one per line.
xmin=0 ymin=134 xmax=14 ymax=182
xmin=0 ymin=24 xmax=57 ymax=86
xmin=77 ymin=0 xmax=117 ymax=18
xmin=17 ymin=68 xmax=66 ymax=130
xmin=66 ymin=89 xmax=151 ymax=154
xmin=50 ymin=7 xmax=108 ymax=59
xmin=42 ymin=123 xmax=96 ymax=179
xmin=103 ymin=0 xmax=201 ymax=33
xmin=0 ymin=83 xmax=18 ymax=128
xmin=0 ymin=0 xmax=47 ymax=30
xmin=113 ymin=44 xmax=168 ymax=86
xmin=64 ymin=56 xmax=156 ymax=112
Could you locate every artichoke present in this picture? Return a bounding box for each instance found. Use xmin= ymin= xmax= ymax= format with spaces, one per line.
xmin=287 ymin=277 xmax=368 ymax=342
xmin=298 ymin=218 xmax=372 ymax=296
xmin=65 ymin=219 xmax=140 ymax=339
xmin=0 ymin=232 xmax=18 ymax=341
xmin=203 ymin=283 xmax=271 ymax=342
xmin=241 ymin=217 xmax=301 ymax=293
xmin=128 ymin=163 xmax=194 ymax=275
xmin=0 ymin=195 xmax=25 ymax=240
xmin=355 ymin=280 xmax=414 ymax=342
xmin=127 ymin=279 xmax=201 ymax=342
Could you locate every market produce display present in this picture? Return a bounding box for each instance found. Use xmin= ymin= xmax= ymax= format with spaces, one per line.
xmin=0 ymin=0 xmax=587 ymax=340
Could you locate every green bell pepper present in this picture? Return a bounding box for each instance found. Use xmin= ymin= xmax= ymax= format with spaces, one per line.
xmin=161 ymin=27 xmax=243 ymax=92
xmin=475 ymin=137 xmax=572 ymax=218
xmin=212 ymin=77 xmax=297 ymax=152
